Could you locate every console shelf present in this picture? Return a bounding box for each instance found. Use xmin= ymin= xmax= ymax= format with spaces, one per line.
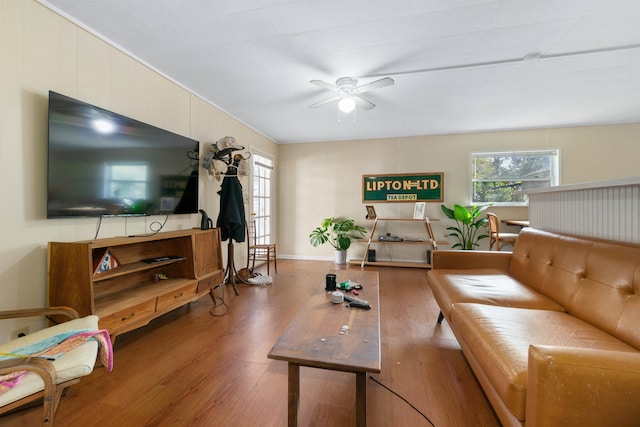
xmin=353 ymin=218 xmax=439 ymax=269
xmin=91 ymin=258 xmax=184 ymax=282
xmin=48 ymin=228 xmax=224 ymax=343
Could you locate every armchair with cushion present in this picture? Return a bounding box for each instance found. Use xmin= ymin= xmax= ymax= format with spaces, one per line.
xmin=0 ymin=307 xmax=112 ymax=426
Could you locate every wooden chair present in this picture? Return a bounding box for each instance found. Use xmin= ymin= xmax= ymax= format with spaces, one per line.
xmin=0 ymin=307 xmax=101 ymax=426
xmin=487 ymin=213 xmax=519 ymax=251
xmin=246 ymin=219 xmax=277 ymax=275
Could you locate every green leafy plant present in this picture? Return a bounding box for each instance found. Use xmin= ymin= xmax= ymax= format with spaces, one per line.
xmin=309 ymin=217 xmax=367 ymax=251
xmin=440 ymin=204 xmax=491 ymax=250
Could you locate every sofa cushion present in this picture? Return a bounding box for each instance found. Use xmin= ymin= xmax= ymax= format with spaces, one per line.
xmin=428 ymin=268 xmax=564 ymax=321
xmin=451 ymin=303 xmax=637 ymax=421
xmin=509 ymin=228 xmax=640 ymax=349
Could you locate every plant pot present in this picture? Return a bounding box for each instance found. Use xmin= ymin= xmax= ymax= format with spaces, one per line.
xmin=334 ymin=250 xmax=347 ymax=265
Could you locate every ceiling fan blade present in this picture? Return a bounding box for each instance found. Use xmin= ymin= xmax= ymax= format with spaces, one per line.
xmin=354 ymin=95 xmax=376 ymax=110
xmin=310 ymin=79 xmax=338 ymax=92
xmin=308 ymin=95 xmax=340 ymax=109
xmin=356 ymin=77 xmax=394 ymax=93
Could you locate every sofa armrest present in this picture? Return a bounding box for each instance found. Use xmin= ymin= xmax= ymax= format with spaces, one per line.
xmin=431 ymin=250 xmax=512 ymax=270
xmin=527 ymin=345 xmax=640 ymax=427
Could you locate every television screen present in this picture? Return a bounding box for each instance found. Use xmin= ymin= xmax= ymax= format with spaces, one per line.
xmin=47 ymin=91 xmax=200 ymax=218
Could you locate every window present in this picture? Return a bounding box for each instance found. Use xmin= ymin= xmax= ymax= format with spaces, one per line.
xmin=471 ymin=150 xmax=559 ymax=205
xmin=251 ymin=153 xmax=274 ymax=244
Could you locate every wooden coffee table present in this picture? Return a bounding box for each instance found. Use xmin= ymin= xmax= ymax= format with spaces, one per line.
xmin=268 ymin=269 xmax=381 ymax=427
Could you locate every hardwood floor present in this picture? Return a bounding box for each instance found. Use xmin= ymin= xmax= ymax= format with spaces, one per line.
xmin=3 ymin=260 xmax=499 ymax=426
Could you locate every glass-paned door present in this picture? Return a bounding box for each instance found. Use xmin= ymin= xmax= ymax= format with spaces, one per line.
xmin=251 ymin=153 xmax=274 ymax=244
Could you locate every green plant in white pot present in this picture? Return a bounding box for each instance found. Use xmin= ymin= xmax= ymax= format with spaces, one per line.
xmin=440 ymin=203 xmax=491 ymax=250
xmin=309 ymin=217 xmax=367 ymax=264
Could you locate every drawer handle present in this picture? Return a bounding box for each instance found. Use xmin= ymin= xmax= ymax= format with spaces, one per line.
xmin=174 ymin=292 xmax=184 ymax=299
xmin=121 ymin=313 xmax=136 ymax=321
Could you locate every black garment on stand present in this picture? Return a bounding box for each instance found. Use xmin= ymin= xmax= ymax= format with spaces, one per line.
xmin=216 ymin=170 xmax=246 ymax=243
xmin=216 ymin=160 xmax=246 ymax=295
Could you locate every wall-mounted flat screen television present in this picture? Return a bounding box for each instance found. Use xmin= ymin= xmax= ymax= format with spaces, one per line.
xmin=47 ymin=91 xmax=200 ymax=218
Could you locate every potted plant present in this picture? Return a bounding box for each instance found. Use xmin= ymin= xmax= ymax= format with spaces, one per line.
xmin=440 ymin=203 xmax=491 ymax=250
xmin=309 ymin=217 xmax=367 ymax=264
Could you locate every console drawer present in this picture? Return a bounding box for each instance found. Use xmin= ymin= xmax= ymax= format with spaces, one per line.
xmin=157 ymin=282 xmax=197 ymax=310
xmin=197 ymin=275 xmax=219 ymax=293
xmin=99 ymin=299 xmax=156 ymax=332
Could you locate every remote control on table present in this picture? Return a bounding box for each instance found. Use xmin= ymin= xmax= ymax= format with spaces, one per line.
xmin=349 ymin=301 xmax=372 ymax=310
xmin=343 ymin=294 xmax=368 ymax=305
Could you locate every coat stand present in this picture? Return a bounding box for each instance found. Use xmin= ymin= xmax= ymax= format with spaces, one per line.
xmin=223 ymin=239 xmax=240 ymax=295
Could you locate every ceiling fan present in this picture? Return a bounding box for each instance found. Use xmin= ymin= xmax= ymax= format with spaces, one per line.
xmin=308 ymin=76 xmax=394 ymax=113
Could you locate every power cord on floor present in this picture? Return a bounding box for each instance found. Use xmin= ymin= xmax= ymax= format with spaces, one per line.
xmin=369 ymin=375 xmax=435 ymax=426
xmin=209 ymin=283 xmax=230 ymax=317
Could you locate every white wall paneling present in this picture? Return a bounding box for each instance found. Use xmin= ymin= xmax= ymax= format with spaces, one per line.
xmin=527 ymin=177 xmax=640 ymax=244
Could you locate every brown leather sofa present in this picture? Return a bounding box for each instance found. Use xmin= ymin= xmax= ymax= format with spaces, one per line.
xmin=427 ymin=227 xmax=640 ymax=426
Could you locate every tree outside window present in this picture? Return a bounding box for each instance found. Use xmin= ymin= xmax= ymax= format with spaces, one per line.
xmin=471 ymin=150 xmax=559 ymax=205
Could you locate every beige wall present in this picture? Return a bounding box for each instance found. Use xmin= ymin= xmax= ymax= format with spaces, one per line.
xmin=0 ymin=1 xmax=276 ymax=339
xmin=278 ymin=123 xmax=640 ymax=261
xmin=3 ymin=1 xmax=640 ymax=340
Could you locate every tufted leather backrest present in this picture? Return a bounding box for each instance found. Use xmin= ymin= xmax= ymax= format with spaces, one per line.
xmin=509 ymin=228 xmax=640 ymax=349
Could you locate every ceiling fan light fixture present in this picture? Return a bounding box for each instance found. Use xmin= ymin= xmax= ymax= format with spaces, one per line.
xmin=309 ymin=76 xmax=392 ymax=113
xmin=338 ymin=96 xmax=356 ymax=113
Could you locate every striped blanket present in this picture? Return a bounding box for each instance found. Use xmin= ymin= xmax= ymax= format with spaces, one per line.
xmin=0 ymin=329 xmax=113 ymax=394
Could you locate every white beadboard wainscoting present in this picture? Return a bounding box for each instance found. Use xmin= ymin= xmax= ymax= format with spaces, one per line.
xmin=526 ymin=177 xmax=640 ymax=245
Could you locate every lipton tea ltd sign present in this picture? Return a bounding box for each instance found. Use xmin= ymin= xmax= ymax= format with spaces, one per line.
xmin=362 ymin=173 xmax=443 ymax=202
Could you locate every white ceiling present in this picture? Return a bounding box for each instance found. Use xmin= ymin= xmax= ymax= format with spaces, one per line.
xmin=40 ymin=0 xmax=640 ymax=144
